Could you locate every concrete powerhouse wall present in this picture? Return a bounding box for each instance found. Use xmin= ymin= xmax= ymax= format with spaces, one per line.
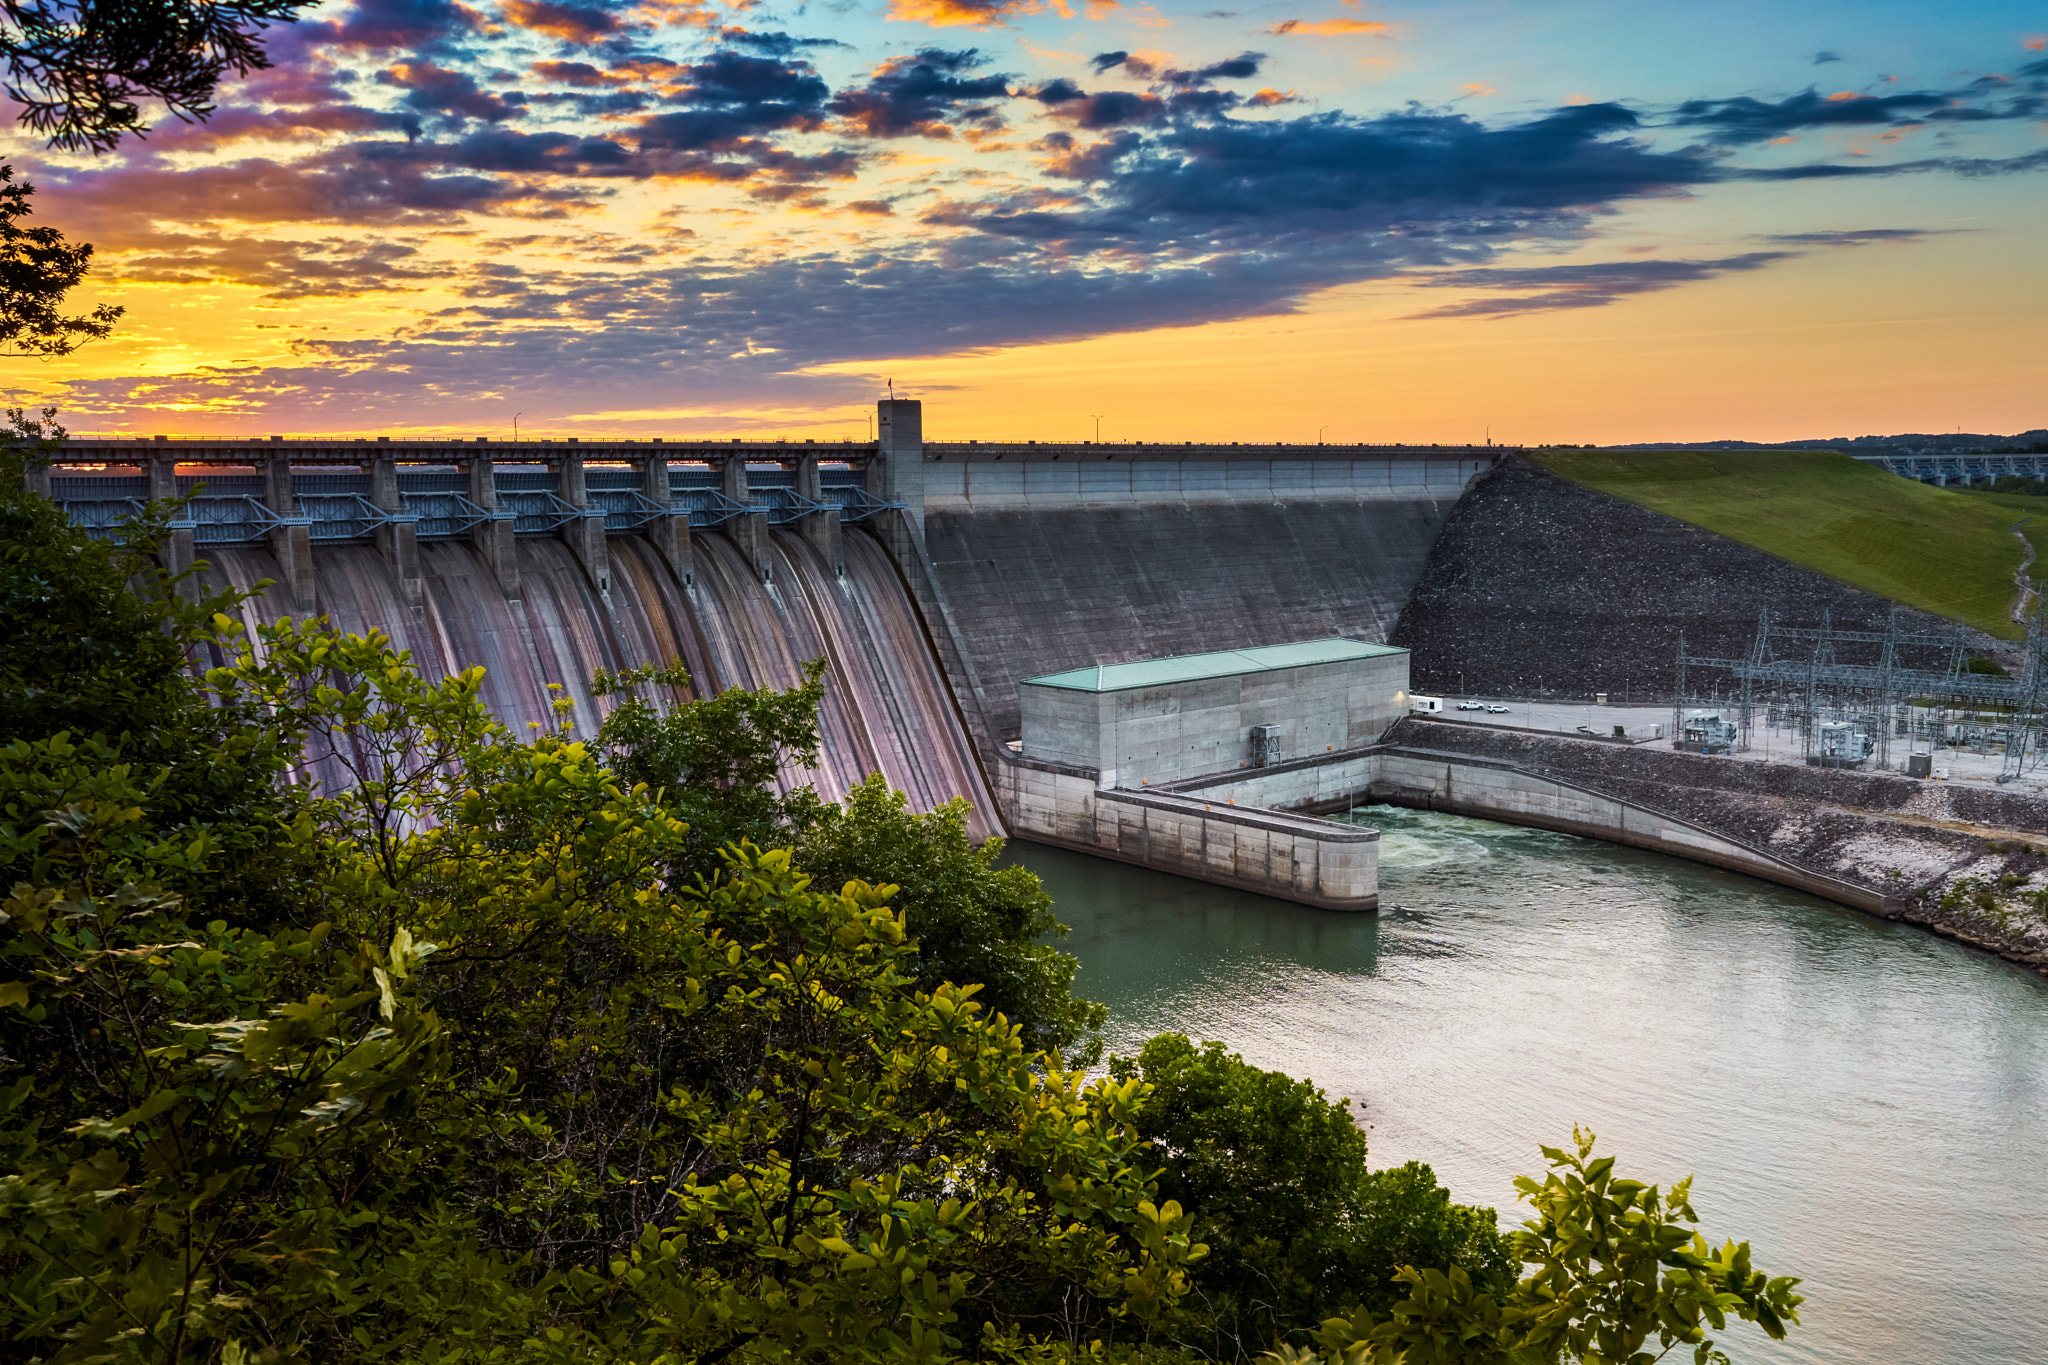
xmin=1020 ymin=652 xmax=1410 ymax=785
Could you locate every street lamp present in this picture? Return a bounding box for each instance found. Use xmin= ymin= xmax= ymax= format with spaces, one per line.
xmin=1090 ymin=414 xmax=1104 ymax=442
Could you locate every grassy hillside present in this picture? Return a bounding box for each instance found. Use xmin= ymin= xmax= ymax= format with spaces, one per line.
xmin=1525 ymin=449 xmax=2035 ymax=639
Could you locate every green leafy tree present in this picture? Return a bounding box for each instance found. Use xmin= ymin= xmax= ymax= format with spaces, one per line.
xmin=0 ymin=182 xmax=120 ymax=355
xmin=3 ymin=586 xmax=1202 ymax=1362
xmin=795 ymin=774 xmax=1106 ymax=1061
xmin=1110 ymin=1035 xmax=1513 ymax=1358
xmin=593 ymin=659 xmax=828 ymax=880
xmin=1282 ymin=1126 xmax=1804 ymax=1365
xmin=2 ymin=0 xmax=307 ymax=152
xmin=0 ymin=422 xmax=289 ymax=923
xmin=594 ymin=666 xmax=1105 ymax=1062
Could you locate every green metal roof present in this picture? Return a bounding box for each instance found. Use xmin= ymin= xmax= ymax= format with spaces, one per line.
xmin=1023 ymin=638 xmax=1407 ymax=692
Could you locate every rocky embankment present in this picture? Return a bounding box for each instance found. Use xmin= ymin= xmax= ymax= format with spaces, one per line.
xmin=1392 ymin=718 xmax=2048 ymax=972
xmin=1388 ymin=455 xmax=2008 ymax=698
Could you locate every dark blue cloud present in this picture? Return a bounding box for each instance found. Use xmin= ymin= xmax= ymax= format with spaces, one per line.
xmin=949 ymin=103 xmax=1712 ymax=252
xmin=304 ymin=0 xmax=481 ymax=53
xmin=1090 ymin=49 xmax=1263 ymax=86
xmin=1673 ymin=83 xmax=2045 ymax=145
xmin=1738 ymin=146 xmax=2048 ymax=180
xmin=1160 ymin=51 xmax=1264 ymax=87
xmin=718 ymin=28 xmax=849 ymax=56
xmin=637 ymin=51 xmax=829 ymax=151
xmin=826 ymin=49 xmax=1011 ymax=138
xmin=1404 ymin=252 xmax=1794 ymax=317
xmin=1055 ymin=90 xmax=1165 ymax=129
xmin=375 ymin=60 xmax=525 ymax=124
xmin=1811 ymin=51 xmax=1841 ymax=65
xmin=1758 ymin=227 xmax=1935 ymax=245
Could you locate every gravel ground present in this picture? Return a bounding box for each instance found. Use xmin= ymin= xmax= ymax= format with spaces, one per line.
xmin=1389 ymin=455 xmax=2011 ymax=698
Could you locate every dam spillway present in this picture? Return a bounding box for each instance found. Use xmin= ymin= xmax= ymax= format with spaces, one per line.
xmin=198 ymin=528 xmax=1001 ymax=839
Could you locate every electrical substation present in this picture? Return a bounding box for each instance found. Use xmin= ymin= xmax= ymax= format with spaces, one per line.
xmin=1673 ymin=603 xmax=2048 ymax=782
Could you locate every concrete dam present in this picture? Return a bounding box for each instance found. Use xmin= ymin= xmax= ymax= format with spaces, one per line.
xmin=53 ymin=398 xmax=2041 ymax=969
xmin=40 ymin=400 xmax=1493 ymax=873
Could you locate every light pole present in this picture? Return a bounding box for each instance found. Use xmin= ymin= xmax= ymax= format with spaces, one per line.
xmin=1318 ymin=425 xmax=1329 ymax=444
xmin=514 ymin=412 xmax=522 ymax=440
xmin=1090 ymin=414 xmax=1104 ymax=443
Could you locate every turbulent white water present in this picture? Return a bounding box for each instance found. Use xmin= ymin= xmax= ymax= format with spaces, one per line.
xmin=1016 ymin=806 xmax=2048 ymax=1365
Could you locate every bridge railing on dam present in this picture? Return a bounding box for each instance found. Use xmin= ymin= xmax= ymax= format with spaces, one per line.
xmin=34 ymin=434 xmax=907 ymax=612
xmin=920 ymin=439 xmax=1496 ymax=507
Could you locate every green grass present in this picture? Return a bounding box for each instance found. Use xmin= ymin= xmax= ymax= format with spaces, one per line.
xmin=1526 ymin=449 xmax=2036 ymax=639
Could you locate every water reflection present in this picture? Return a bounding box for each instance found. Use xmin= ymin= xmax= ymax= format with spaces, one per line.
xmin=1013 ymin=805 xmax=2048 ymax=1365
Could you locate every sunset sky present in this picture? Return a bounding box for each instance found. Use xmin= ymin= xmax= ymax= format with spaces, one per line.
xmin=8 ymin=0 xmax=2045 ymax=443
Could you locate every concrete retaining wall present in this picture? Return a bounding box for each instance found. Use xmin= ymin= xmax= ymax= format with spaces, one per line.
xmin=998 ymin=754 xmax=1378 ymax=911
xmin=1361 ymin=749 xmax=1888 ymax=913
xmin=1162 ymin=744 xmax=1886 ymax=914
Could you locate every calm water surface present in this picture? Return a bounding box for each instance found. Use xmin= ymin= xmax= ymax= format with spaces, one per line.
xmin=1012 ymin=807 xmax=2048 ymax=1365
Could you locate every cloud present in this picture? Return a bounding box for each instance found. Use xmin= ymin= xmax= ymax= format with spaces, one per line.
xmin=1673 ymin=82 xmax=2045 ymax=145
xmin=377 ymin=60 xmax=526 ymax=123
xmin=108 ymin=235 xmax=450 ymax=300
xmin=827 ymin=48 xmax=1011 ymax=137
xmin=1266 ymin=18 xmax=1387 ymax=36
xmin=947 ymin=103 xmax=1712 ymax=253
xmin=1042 ymin=89 xmax=1166 ymax=128
xmin=886 ymin=0 xmax=1041 ymax=30
xmin=501 ymin=0 xmax=619 ymax=43
xmin=1810 ymin=51 xmax=1841 ymax=65
xmin=1033 ymin=78 xmax=1085 ymax=104
xmin=1756 ymin=227 xmax=1938 ymax=245
xmin=1159 ymin=51 xmax=1265 ymax=86
xmin=718 ymin=27 xmax=850 ymax=55
xmin=45 ymin=153 xmax=586 ymax=236
xmin=1402 ymin=252 xmax=1794 ymax=317
xmin=1401 ymin=227 xmax=1948 ymax=317
xmin=1738 ymin=146 xmax=2048 ymax=180
xmin=636 ymin=49 xmax=831 ymax=149
xmin=532 ymin=59 xmax=627 ymax=87
xmin=304 ymin=0 xmax=484 ymax=53
xmin=1090 ymin=50 xmax=1127 ymax=74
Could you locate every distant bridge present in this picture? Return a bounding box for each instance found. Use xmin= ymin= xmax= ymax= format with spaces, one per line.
xmin=1855 ymin=452 xmax=2048 ymax=486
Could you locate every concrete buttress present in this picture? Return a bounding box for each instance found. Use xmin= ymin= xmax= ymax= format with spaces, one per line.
xmin=467 ymin=444 xmax=520 ymax=599
xmin=367 ymin=451 xmax=423 ymax=616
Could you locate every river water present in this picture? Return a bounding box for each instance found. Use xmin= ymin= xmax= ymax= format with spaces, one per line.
xmin=1012 ymin=806 xmax=2048 ymax=1365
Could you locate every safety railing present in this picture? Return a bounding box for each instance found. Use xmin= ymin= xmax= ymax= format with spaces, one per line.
xmin=403 ymin=490 xmax=505 ymax=539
